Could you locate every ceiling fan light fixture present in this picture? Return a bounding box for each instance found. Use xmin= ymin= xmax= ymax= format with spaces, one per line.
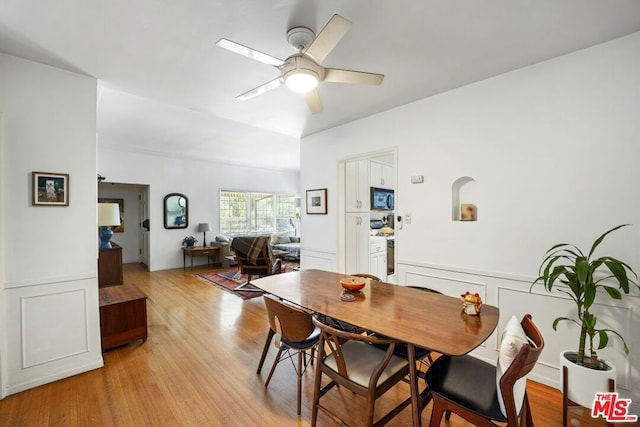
xmin=284 ymin=69 xmax=319 ymax=93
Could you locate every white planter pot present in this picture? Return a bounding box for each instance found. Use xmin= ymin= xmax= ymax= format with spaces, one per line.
xmin=560 ymin=350 xmax=616 ymax=408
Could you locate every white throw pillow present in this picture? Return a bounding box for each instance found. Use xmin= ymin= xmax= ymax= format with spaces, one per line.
xmin=270 ymin=233 xmax=279 ymax=244
xmin=496 ymin=315 xmax=528 ymax=417
xmin=278 ymin=235 xmax=291 ymax=244
xmin=276 ymin=232 xmax=290 ymax=244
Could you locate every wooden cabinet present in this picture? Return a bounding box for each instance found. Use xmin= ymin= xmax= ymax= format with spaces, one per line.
xmin=345 ymin=213 xmax=370 ymax=274
xmin=98 ymin=242 xmax=123 ymax=287
xmin=345 ymin=159 xmax=370 ymax=212
xmin=99 ymin=284 xmax=147 ymax=351
xmin=370 ymin=160 xmax=395 ymax=190
xmin=369 ymin=237 xmax=387 ymax=281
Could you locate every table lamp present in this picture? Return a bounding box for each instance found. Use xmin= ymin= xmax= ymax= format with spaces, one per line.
xmin=198 ymin=223 xmax=211 ymax=247
xmin=98 ymin=203 xmax=121 ymax=249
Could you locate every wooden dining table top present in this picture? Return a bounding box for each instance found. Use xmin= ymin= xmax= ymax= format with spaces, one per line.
xmin=252 ymin=269 xmax=499 ymax=357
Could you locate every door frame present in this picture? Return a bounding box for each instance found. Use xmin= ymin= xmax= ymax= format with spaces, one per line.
xmin=337 ymin=148 xmax=397 ymax=275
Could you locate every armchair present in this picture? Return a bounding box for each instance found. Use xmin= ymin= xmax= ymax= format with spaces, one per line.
xmin=231 ymin=236 xmax=281 ymax=292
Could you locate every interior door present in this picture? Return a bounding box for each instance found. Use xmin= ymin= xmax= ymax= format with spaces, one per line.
xmin=138 ymin=186 xmax=150 ymax=269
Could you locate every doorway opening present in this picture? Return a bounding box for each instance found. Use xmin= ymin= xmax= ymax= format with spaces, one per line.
xmin=98 ymin=182 xmax=150 ymax=270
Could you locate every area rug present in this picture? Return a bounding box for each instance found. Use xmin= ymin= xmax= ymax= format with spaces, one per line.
xmin=196 ymin=261 xmax=299 ymax=300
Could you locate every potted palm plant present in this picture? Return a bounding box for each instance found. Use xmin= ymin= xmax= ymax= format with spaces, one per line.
xmin=531 ymin=224 xmax=638 ymax=408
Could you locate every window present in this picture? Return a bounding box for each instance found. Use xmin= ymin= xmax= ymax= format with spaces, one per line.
xmin=220 ymin=190 xmax=298 ymax=235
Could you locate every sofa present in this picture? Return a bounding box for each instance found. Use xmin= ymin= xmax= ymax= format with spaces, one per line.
xmin=211 ymin=233 xmax=301 ymax=267
xmin=271 ymin=235 xmax=301 ymax=260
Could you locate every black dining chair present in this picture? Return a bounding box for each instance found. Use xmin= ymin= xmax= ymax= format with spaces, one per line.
xmin=424 ymin=313 xmax=544 ymax=426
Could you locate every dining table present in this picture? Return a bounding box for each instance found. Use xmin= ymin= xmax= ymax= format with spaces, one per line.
xmin=252 ymin=269 xmax=500 ymax=427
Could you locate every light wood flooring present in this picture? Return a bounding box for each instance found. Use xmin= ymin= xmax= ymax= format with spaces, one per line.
xmin=0 ymin=263 xmax=612 ymax=426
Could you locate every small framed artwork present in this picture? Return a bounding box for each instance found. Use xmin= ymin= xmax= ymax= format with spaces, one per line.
xmin=32 ymin=172 xmax=69 ymax=206
xmin=306 ymin=188 xmax=327 ymax=214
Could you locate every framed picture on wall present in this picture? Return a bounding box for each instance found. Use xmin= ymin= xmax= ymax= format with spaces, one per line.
xmin=306 ymin=188 xmax=327 ymax=214
xmin=98 ymin=198 xmax=125 ymax=232
xmin=32 ymin=171 xmax=69 ymax=206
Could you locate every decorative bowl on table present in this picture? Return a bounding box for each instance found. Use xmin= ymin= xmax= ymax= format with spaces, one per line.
xmin=340 ymin=277 xmax=366 ymax=291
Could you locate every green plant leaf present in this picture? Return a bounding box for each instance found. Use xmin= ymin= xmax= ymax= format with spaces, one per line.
xmin=604 ymin=259 xmax=630 ymax=293
xmin=583 ymin=282 xmax=596 ymax=309
xmin=552 ymin=317 xmax=576 ymax=330
xmin=576 ymin=258 xmax=589 ymax=286
xmin=603 ymin=286 xmax=622 ymax=299
xmin=588 ymin=224 xmax=629 ymax=259
xmin=596 ymin=330 xmax=608 ymax=350
xmin=584 ymin=312 xmax=596 ymax=330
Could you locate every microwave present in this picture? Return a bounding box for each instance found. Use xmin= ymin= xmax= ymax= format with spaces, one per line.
xmin=370 ymin=187 xmax=394 ymax=211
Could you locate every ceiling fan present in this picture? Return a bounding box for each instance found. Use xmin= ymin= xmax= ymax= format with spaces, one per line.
xmin=215 ymin=14 xmax=384 ymax=114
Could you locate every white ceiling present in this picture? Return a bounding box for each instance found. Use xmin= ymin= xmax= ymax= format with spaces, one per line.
xmin=2 ymin=1 xmax=640 ymax=171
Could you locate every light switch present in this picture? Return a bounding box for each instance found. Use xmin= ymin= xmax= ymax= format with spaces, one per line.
xmin=405 ymin=213 xmax=412 ymax=224
xmin=411 ymin=175 xmax=424 ymax=184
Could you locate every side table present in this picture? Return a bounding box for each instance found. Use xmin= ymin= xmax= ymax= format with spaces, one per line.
xmin=183 ymin=246 xmax=220 ymax=270
xmin=99 ymin=284 xmax=148 ymax=351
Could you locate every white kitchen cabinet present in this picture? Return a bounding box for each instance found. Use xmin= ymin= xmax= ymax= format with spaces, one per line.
xmin=370 ymin=160 xmax=395 ymax=190
xmin=345 ymin=159 xmax=370 ymax=212
xmin=345 ymin=212 xmax=370 ymax=274
xmin=369 ymin=237 xmax=387 ymax=281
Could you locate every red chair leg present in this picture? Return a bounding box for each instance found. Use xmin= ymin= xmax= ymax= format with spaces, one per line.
xmin=429 ymin=396 xmax=446 ymax=427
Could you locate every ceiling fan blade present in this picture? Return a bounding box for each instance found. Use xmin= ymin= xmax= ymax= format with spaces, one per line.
xmin=216 ymin=38 xmax=284 ymax=67
xmin=304 ymin=14 xmax=352 ymax=64
xmin=324 ymin=68 xmax=385 ymax=85
xmin=304 ymin=89 xmax=323 ymax=114
xmin=237 ymin=78 xmax=284 ymax=101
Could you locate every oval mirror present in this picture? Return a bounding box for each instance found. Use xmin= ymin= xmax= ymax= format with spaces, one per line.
xmin=164 ymin=193 xmax=188 ymax=229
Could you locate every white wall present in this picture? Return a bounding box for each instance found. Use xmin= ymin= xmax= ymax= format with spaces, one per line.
xmin=97 ymin=147 xmax=300 ymax=271
xmin=300 ymin=33 xmax=640 ymax=409
xmin=0 ymin=54 xmax=102 ymax=397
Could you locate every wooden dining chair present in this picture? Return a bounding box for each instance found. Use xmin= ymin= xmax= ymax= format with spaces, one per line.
xmin=311 ymin=314 xmax=412 ymax=427
xmin=425 ymin=314 xmax=544 ymax=427
xmin=262 ymin=294 xmax=320 ymax=415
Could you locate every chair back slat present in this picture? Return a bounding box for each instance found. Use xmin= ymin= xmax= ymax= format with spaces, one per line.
xmin=264 ymin=295 xmax=315 ymax=343
xmin=499 ymin=313 xmax=545 ymax=423
xmin=312 ymin=314 xmax=399 ymax=379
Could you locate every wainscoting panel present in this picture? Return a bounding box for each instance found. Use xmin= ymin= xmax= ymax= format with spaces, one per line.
xmin=5 ymin=277 xmax=103 ymax=396
xmin=21 ymin=289 xmax=89 ymax=368
xmin=300 ymin=248 xmax=336 ymax=272
xmin=396 ymin=260 xmax=637 ymax=394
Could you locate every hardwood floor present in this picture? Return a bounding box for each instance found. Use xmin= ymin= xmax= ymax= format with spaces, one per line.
xmin=0 ymin=263 xmax=611 ymax=426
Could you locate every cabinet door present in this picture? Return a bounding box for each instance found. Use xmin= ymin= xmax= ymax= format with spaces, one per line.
xmin=381 ymin=163 xmax=395 ymax=190
xmin=370 ymin=161 xmax=383 ymax=188
xmin=369 ymin=247 xmax=387 ymax=281
xmin=345 ymin=213 xmax=370 ymax=274
xmin=346 ymin=159 xmax=370 ymax=212
xmin=370 ymin=161 xmax=395 ymax=190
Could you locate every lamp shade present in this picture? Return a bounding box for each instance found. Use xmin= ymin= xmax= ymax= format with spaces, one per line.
xmin=197 ymin=223 xmax=212 ymax=232
xmin=98 ymin=203 xmax=120 ymax=249
xmin=98 ymin=203 xmax=121 ymax=226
